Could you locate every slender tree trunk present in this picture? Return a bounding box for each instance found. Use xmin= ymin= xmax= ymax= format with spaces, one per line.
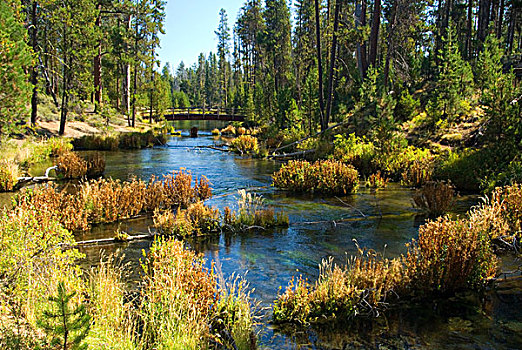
xmin=507 ymin=8 xmax=515 ymax=52
xmin=94 ymin=3 xmax=102 ymax=112
xmin=131 ymin=12 xmax=139 ymax=128
xmin=368 ymin=0 xmax=381 ymax=68
xmin=59 ymin=24 xmax=68 ymax=136
xmin=478 ymin=0 xmax=491 ymax=46
xmin=384 ymin=0 xmax=398 ymax=88
xmin=466 ymin=0 xmax=473 ymax=58
xmin=496 ymin=0 xmax=504 ymax=40
xmin=314 ymin=0 xmax=325 ymax=130
xmin=124 ymin=14 xmax=131 ymax=114
xmin=149 ymin=53 xmax=154 ymax=123
xmin=325 ymin=0 xmax=341 ymax=127
xmin=355 ymin=1 xmax=368 ymax=79
xmin=30 ymin=1 xmax=38 ymax=126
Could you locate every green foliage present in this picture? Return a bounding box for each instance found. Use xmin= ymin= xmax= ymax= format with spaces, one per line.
xmin=332 ymin=133 xmax=375 ymax=174
xmin=432 ymin=26 xmax=474 ymax=121
xmin=171 ymin=90 xmax=190 ymax=108
xmin=0 ymin=160 xmax=19 ymax=191
xmin=38 ymin=282 xmax=90 ymax=350
xmin=0 ymin=1 xmax=32 ymax=134
xmin=273 ymin=160 xmax=359 ymax=195
xmin=394 ymin=89 xmax=420 ymax=122
xmin=230 ymin=135 xmax=259 ymax=155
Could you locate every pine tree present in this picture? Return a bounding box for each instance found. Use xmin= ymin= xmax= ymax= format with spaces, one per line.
xmin=38 ymin=282 xmax=91 ymax=350
xmin=215 ymin=8 xmax=231 ymax=108
xmin=0 ymin=1 xmax=32 ymax=136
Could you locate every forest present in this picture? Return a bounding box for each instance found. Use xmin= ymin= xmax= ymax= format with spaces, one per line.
xmin=1 ymin=0 xmax=522 ymax=349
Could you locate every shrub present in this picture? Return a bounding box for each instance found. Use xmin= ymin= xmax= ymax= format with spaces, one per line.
xmin=0 ymin=160 xmax=19 ymax=191
xmin=46 ymin=137 xmax=73 ymax=157
xmin=412 ymin=181 xmax=456 ymax=216
xmin=405 ymin=216 xmax=497 ymax=294
xmin=332 ymin=133 xmax=376 ymax=174
xmin=211 ymin=128 xmax=221 ymax=135
xmin=231 ymin=135 xmax=259 ymax=155
xmin=154 ymin=202 xmax=220 ymax=237
xmin=221 ymin=125 xmax=236 ymax=136
xmin=273 ymin=160 xmax=359 ymax=195
xmin=0 ymin=207 xmax=83 ymax=328
xmin=85 ymin=152 xmax=106 ymax=178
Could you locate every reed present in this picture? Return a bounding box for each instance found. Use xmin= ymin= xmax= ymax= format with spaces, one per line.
xmin=366 ymin=171 xmax=389 ymax=189
xmin=221 ymin=125 xmax=236 ymax=136
xmin=273 ymin=160 xmax=359 ymax=195
xmin=72 ymin=129 xmax=167 ymax=151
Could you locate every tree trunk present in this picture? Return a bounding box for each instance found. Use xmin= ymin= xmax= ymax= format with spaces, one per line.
xmin=496 ymin=0 xmax=504 ymax=40
xmin=507 ymin=7 xmax=515 ymax=52
xmin=355 ymin=0 xmax=368 ymax=79
xmin=131 ymin=11 xmax=139 ymax=128
xmin=93 ymin=3 xmax=102 ymax=112
xmin=30 ymin=1 xmax=38 ymax=126
xmin=149 ymin=59 xmax=154 ymax=123
xmin=383 ymin=0 xmax=398 ymax=88
xmin=465 ymin=0 xmax=473 ymax=58
xmin=314 ymin=0 xmax=326 ymax=130
xmin=123 ymin=14 xmax=131 ymax=114
xmin=325 ymin=0 xmax=341 ymax=127
xmin=478 ymin=0 xmax=491 ymax=45
xmin=59 ymin=24 xmax=68 ymax=136
xmin=368 ymin=0 xmax=381 ymax=68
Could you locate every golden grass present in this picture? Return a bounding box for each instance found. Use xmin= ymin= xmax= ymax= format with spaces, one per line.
xmin=412 ymin=181 xmax=456 ymax=216
xmin=231 ymin=135 xmax=259 ymax=155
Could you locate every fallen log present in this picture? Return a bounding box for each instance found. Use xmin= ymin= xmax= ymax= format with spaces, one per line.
xmin=71 ymin=233 xmax=155 ymax=247
xmin=268 ymin=149 xmax=316 ymax=160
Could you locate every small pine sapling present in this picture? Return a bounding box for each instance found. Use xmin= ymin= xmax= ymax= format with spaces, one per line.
xmin=37 ymin=282 xmax=90 ymax=350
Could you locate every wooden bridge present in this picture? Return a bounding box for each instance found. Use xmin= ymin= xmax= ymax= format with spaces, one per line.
xmin=163 ymin=107 xmax=248 ymax=122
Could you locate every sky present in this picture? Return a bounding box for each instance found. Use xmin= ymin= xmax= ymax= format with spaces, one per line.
xmin=157 ymin=0 xmax=246 ymax=71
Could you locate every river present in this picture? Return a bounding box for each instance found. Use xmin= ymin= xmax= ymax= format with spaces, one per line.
xmin=61 ymin=129 xmax=522 ymax=349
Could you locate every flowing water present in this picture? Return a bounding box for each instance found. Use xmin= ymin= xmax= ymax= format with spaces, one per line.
xmin=29 ymin=128 xmax=522 ymax=349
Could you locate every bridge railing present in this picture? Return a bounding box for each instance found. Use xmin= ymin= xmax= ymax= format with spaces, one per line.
xmin=166 ymin=106 xmax=252 ymax=116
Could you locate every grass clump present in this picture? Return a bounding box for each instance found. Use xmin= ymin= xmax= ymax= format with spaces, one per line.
xmin=154 ymin=201 xmax=221 ymax=237
xmin=140 ymin=238 xmax=257 ymax=349
xmin=412 ymin=181 xmax=456 ymax=216
xmin=211 ymin=128 xmax=221 ymax=135
xmin=366 ymin=171 xmax=388 ymax=189
xmin=55 ymin=151 xmax=106 ymax=179
xmin=273 ymin=160 xmax=359 ymax=195
xmin=274 ymin=211 xmax=498 ymax=325
xmin=72 ymin=129 xmax=167 ymax=151
xmin=231 ymin=135 xmax=259 ymax=155
xmin=221 ymin=125 xmax=236 ymax=136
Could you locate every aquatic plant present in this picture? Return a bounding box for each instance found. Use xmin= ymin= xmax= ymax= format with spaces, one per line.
xmin=231 ymin=135 xmax=259 ymax=155
xmin=14 ymin=169 xmax=212 ymax=231
xmin=332 ymin=133 xmax=376 ymax=174
xmin=221 ymin=125 xmax=236 ymax=136
xmin=412 ymin=181 xmax=455 ymax=216
xmin=273 ymin=160 xmax=359 ymax=195
xmin=274 ymin=212 xmax=498 ymax=324
xmin=154 ymin=191 xmax=288 ymax=237
xmin=366 ymin=171 xmax=388 ymax=189
xmin=56 ymin=152 xmax=88 ymax=179
xmin=46 ymin=137 xmax=74 ymax=157
xmin=211 ymin=128 xmax=221 ymax=136
xmin=72 ymin=129 xmax=167 ymax=151
xmin=0 ymin=160 xmax=19 ymax=191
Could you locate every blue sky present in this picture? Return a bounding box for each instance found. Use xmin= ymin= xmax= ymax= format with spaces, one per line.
xmin=157 ymin=0 xmax=246 ymax=71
